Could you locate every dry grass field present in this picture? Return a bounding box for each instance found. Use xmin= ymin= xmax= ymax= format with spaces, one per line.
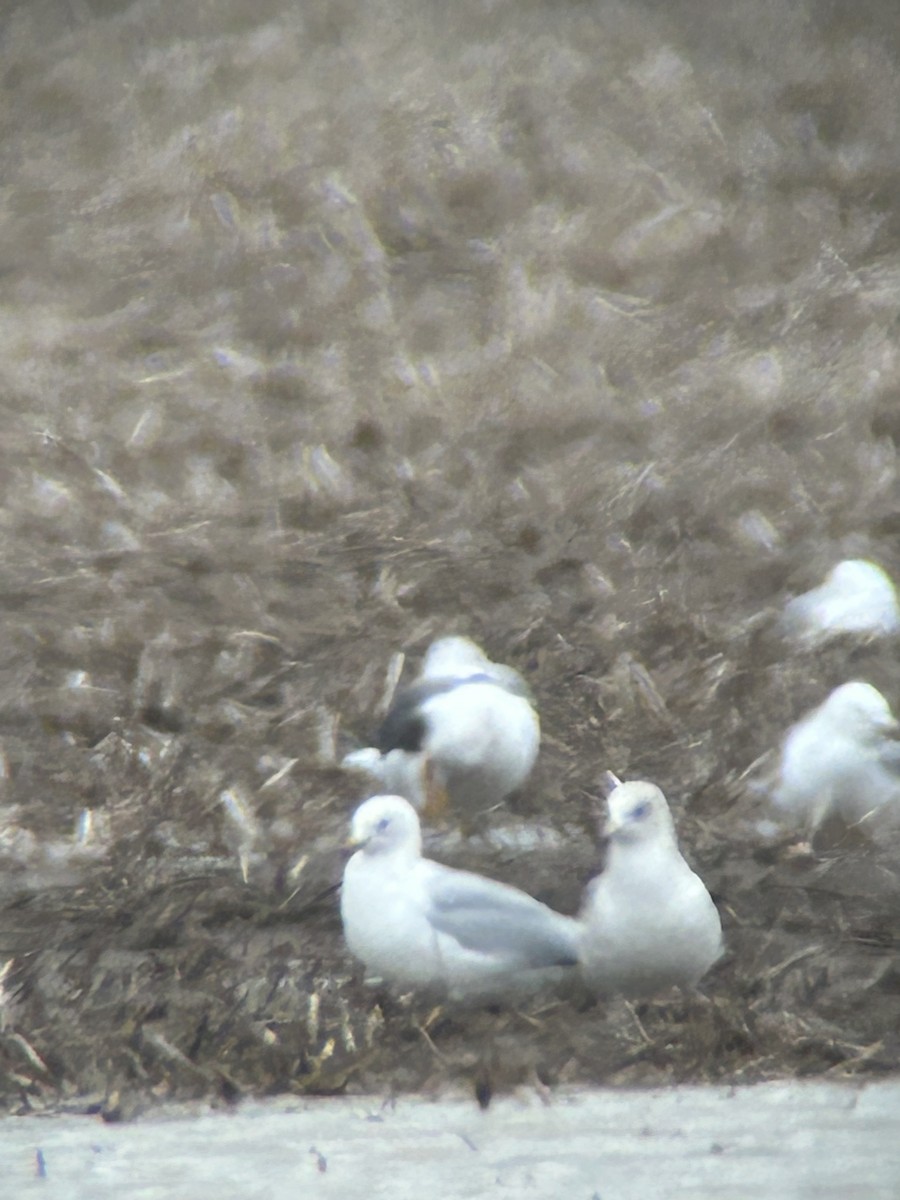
xmin=1 ymin=0 xmax=899 ymax=1113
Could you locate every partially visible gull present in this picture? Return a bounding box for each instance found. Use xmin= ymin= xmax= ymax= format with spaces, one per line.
xmin=342 ymin=637 xmax=540 ymax=823
xmin=781 ymin=559 xmax=900 ymax=644
xmin=771 ymin=681 xmax=900 ymax=835
xmin=340 ymin=794 xmax=579 ymax=1002
xmin=578 ymin=780 xmax=723 ymax=998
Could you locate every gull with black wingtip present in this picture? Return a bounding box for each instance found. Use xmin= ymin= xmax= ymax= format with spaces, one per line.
xmin=342 ymin=636 xmax=540 ymax=825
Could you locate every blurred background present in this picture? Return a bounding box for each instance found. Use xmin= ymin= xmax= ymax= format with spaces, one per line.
xmin=0 ymin=0 xmax=899 ymax=1110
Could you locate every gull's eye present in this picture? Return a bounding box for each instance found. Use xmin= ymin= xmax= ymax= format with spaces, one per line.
xmin=375 ymin=817 xmax=391 ymax=833
xmin=630 ymin=801 xmax=651 ymax=821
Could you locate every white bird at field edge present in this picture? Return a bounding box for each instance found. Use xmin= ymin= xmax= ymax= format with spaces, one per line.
xmin=340 ymin=794 xmax=580 ymax=1003
xmin=578 ymin=779 xmax=723 ymax=998
xmin=771 ymin=680 xmax=900 ymax=836
xmin=781 ymin=559 xmax=900 ymax=644
xmin=342 ymin=636 xmax=540 ymax=825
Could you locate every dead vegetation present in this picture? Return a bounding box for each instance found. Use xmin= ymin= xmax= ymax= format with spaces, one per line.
xmin=0 ymin=0 xmax=899 ymax=1113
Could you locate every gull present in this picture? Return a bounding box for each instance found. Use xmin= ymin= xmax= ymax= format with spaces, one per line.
xmin=342 ymin=637 xmax=540 ymax=823
xmin=781 ymin=559 xmax=900 ymax=644
xmin=771 ymin=681 xmax=900 ymax=835
xmin=340 ymin=795 xmax=580 ymax=1002
xmin=578 ymin=780 xmax=723 ymax=998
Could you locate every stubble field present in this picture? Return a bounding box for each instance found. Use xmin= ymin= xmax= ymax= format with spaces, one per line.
xmin=0 ymin=0 xmax=899 ymax=1113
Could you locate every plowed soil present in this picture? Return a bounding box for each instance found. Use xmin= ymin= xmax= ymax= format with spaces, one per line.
xmin=0 ymin=0 xmax=898 ymax=1115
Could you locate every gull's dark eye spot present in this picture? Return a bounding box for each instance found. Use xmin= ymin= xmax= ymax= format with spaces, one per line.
xmin=630 ymin=801 xmax=651 ymax=821
xmin=376 ymin=817 xmax=391 ymax=833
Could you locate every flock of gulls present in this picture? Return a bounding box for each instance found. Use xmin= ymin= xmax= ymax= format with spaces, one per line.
xmin=337 ymin=558 xmax=900 ymax=1010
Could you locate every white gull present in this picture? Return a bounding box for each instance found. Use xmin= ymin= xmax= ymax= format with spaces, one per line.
xmin=771 ymin=681 xmax=900 ymax=835
xmin=340 ymin=794 xmax=579 ymax=1002
xmin=342 ymin=637 xmax=539 ymax=823
xmin=579 ymin=780 xmax=723 ymax=998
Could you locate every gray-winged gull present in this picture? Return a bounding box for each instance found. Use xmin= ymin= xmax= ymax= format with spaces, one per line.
xmin=578 ymin=780 xmax=723 ymax=998
xmin=771 ymin=681 xmax=900 ymax=835
xmin=342 ymin=637 xmax=540 ymax=823
xmin=340 ymin=794 xmax=579 ymax=1002
xmin=782 ymin=559 xmax=900 ymax=644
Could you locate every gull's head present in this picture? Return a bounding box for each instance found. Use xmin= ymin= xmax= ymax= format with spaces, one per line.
xmin=347 ymin=794 xmax=422 ymax=856
xmin=826 ymin=559 xmax=895 ymax=599
xmin=605 ymin=781 xmax=676 ymax=845
xmin=420 ymin=636 xmax=490 ymax=681
xmin=817 ymin=681 xmax=899 ymax=738
xmin=782 ymin=558 xmax=900 ymax=642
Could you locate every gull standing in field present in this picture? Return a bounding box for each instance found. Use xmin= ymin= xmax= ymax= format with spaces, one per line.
xmin=771 ymin=681 xmax=900 ymax=836
xmin=342 ymin=637 xmax=540 ymax=824
xmin=340 ymin=795 xmax=580 ymax=1002
xmin=781 ymin=559 xmax=900 ymax=644
xmin=578 ymin=780 xmax=723 ymax=998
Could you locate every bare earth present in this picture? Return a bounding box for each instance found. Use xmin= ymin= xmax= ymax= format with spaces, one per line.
xmin=0 ymin=0 xmax=899 ymax=1116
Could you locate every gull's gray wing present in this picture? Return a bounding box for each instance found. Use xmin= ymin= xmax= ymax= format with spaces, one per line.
xmin=483 ymin=664 xmax=534 ymax=703
xmin=426 ymin=871 xmax=579 ymax=968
